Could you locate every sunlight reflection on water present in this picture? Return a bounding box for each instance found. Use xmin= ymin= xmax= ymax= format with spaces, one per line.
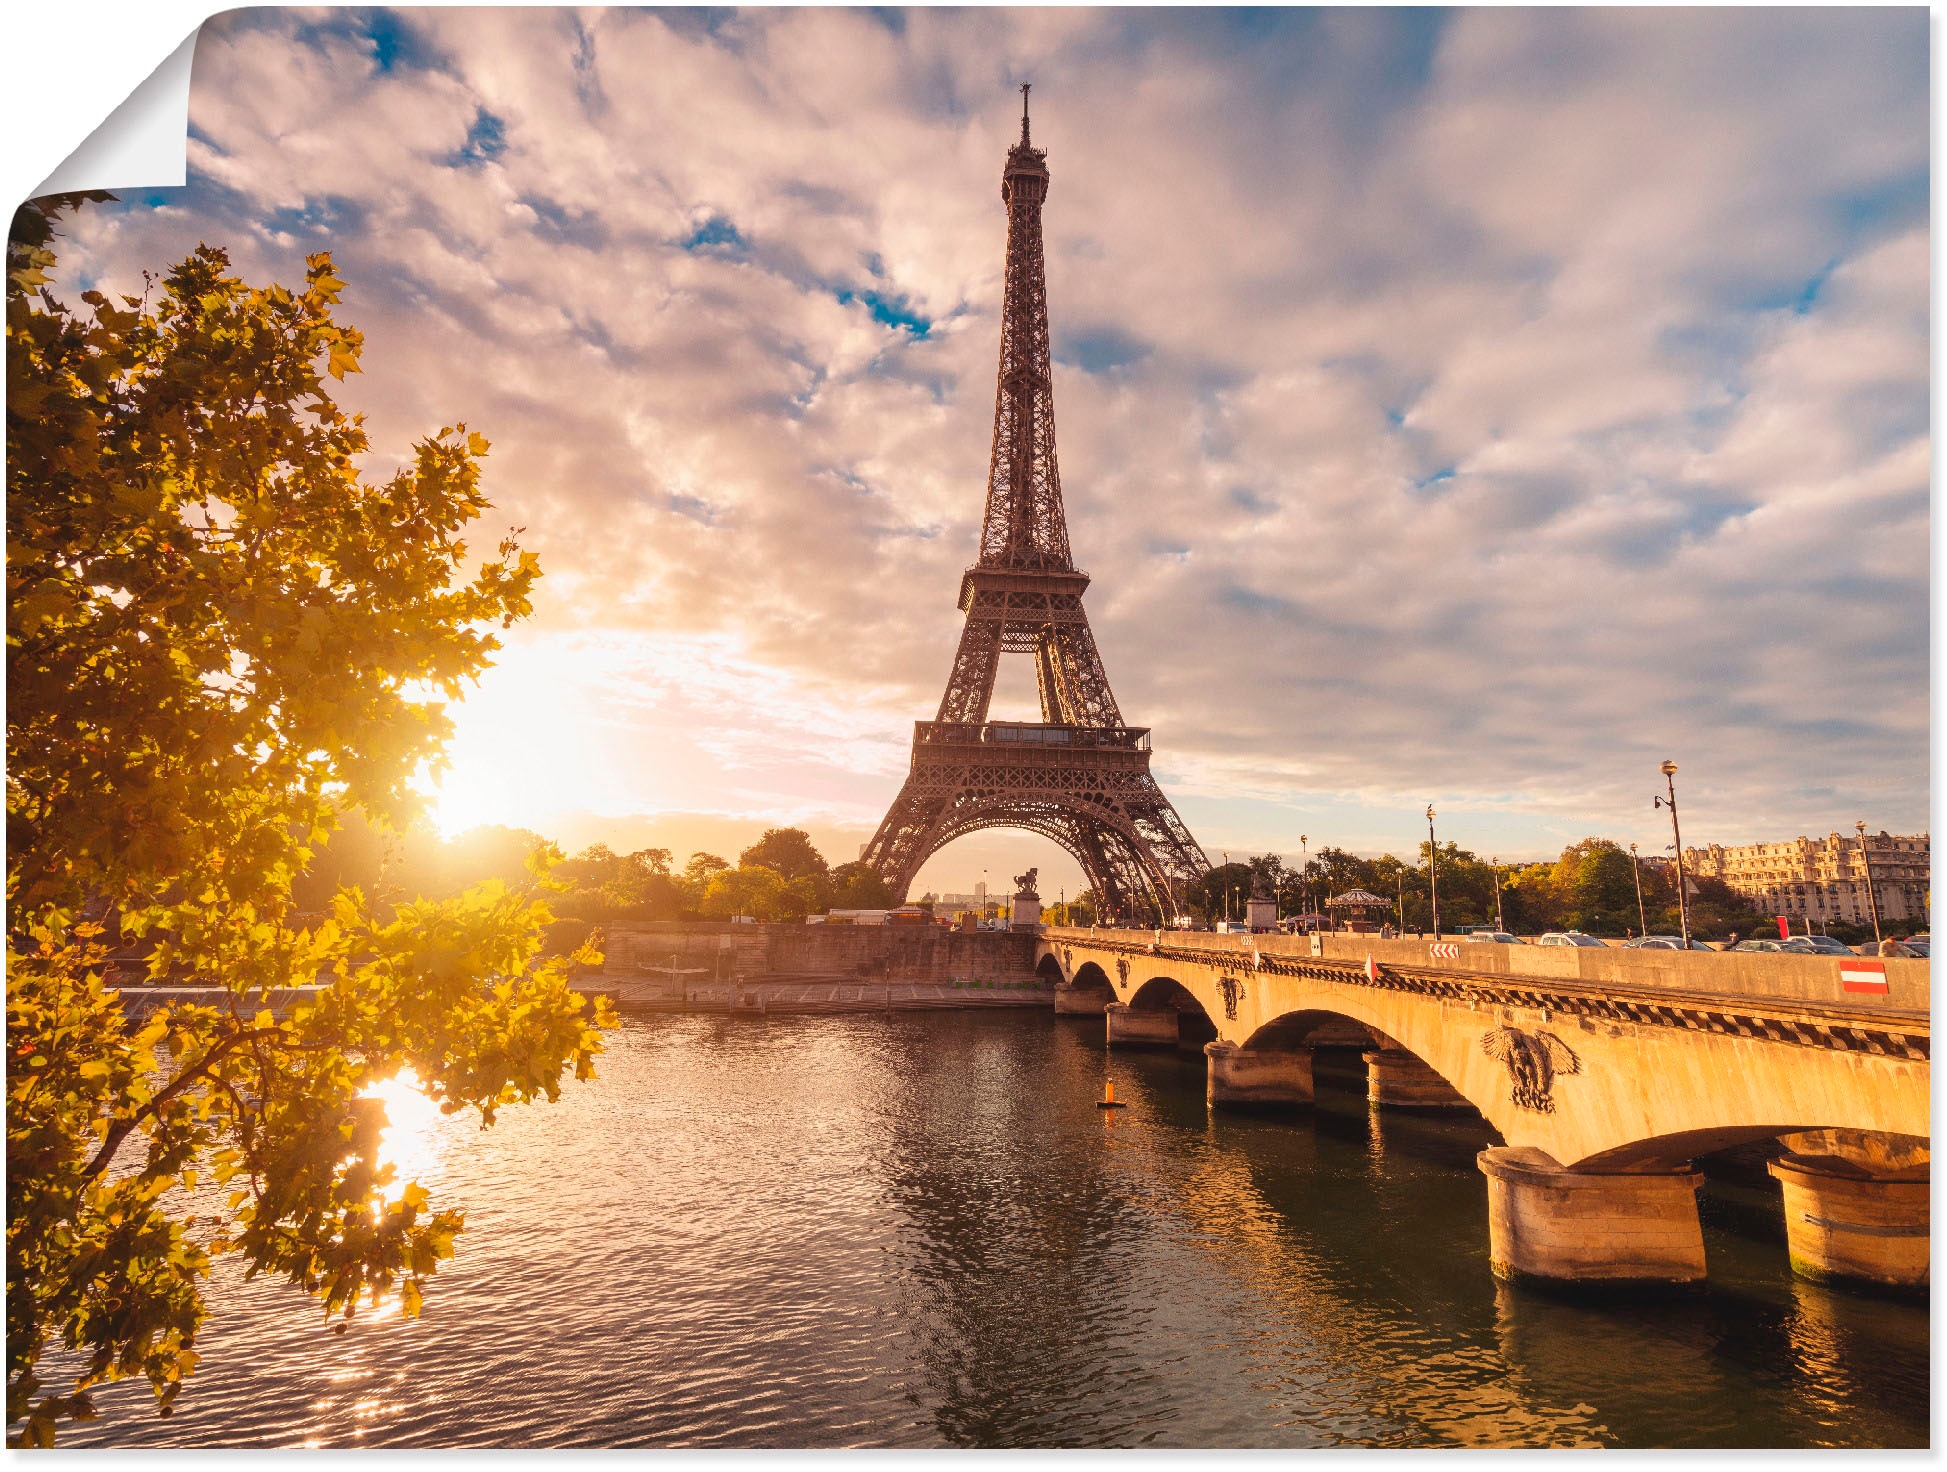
xmin=359 ymin=1068 xmax=448 ymax=1185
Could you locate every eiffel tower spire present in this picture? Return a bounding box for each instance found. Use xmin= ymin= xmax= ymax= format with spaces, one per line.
xmin=862 ymin=95 xmax=1210 ymax=923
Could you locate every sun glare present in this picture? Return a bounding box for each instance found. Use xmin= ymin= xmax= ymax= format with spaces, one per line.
xmin=359 ymin=1069 xmax=448 ymax=1184
xmin=418 ymin=640 xmax=613 ymax=838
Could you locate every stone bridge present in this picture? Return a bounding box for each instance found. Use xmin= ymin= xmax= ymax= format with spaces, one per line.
xmin=1037 ymin=927 xmax=1928 ymax=1292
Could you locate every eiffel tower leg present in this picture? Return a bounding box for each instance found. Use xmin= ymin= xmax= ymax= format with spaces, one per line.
xmin=937 ymin=618 xmax=1004 ymax=725
xmin=861 ymin=772 xmax=957 ymax=901
xmin=1044 ymin=621 xmax=1125 ymax=728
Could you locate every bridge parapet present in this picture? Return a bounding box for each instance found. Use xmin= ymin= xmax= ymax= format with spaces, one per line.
xmin=1044 ymin=926 xmax=1928 ymax=1016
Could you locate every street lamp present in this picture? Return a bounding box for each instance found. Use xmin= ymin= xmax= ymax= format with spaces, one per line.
xmin=1492 ymin=855 xmax=1505 ymax=933
xmin=1629 ymin=842 xmax=1647 ymax=936
xmin=1855 ymin=821 xmax=1883 ymax=947
xmin=1299 ymin=834 xmax=1310 ymax=924
xmin=1396 ymin=866 xmax=1405 ymax=934
xmin=1426 ymin=804 xmax=1441 ymax=939
xmin=1654 ymin=761 xmax=1691 ymax=947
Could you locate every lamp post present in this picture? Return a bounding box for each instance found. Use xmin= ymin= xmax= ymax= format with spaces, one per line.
xmin=1654 ymin=761 xmax=1691 ymax=947
xmin=1396 ymin=867 xmax=1405 ymax=934
xmin=1855 ymin=821 xmax=1883 ymax=947
xmin=1629 ymin=842 xmax=1647 ymax=936
xmin=1299 ymin=834 xmax=1310 ymax=923
xmin=1492 ymin=855 xmax=1505 ymax=933
xmin=1426 ymin=804 xmax=1441 ymax=939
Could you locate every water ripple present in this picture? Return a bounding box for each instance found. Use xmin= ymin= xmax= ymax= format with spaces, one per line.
xmin=51 ymin=1011 xmax=1927 ymax=1448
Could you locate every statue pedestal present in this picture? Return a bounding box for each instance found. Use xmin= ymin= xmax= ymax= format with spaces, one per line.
xmin=1010 ymin=895 xmax=1042 ymax=931
xmin=1246 ymin=896 xmax=1277 ymax=931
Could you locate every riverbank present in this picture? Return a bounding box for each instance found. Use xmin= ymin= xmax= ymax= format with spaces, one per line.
xmin=591 ymin=976 xmax=1057 ymax=1014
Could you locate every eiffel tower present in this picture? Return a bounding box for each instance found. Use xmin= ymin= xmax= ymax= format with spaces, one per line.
xmin=862 ymin=87 xmax=1210 ymax=923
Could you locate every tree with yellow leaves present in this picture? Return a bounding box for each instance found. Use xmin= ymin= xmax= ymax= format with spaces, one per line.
xmin=6 ymin=196 xmax=612 ymax=1445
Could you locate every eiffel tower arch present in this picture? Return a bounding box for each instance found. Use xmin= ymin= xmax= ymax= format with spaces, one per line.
xmin=863 ymin=88 xmax=1210 ymax=924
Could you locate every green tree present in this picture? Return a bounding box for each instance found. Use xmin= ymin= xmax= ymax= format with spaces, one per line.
xmin=1188 ymin=862 xmax=1254 ymax=922
xmin=6 ymin=199 xmax=611 ymax=1445
xmin=1670 ymin=873 xmax=1763 ymax=942
xmin=827 ymin=860 xmax=896 ymax=910
xmin=737 ymin=828 xmax=828 ymax=886
xmin=700 ymin=864 xmax=788 ymax=920
xmin=683 ymin=852 xmax=729 ymax=885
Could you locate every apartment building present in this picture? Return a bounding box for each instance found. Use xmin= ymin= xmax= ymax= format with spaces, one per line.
xmin=1684 ymin=830 xmax=1929 ymax=929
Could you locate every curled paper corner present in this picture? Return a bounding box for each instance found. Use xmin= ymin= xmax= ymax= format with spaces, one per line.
xmin=35 ymin=26 xmax=200 ymax=197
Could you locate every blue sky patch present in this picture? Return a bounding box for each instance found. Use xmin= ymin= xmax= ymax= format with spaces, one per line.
xmin=685 ymin=217 xmax=748 ymax=253
xmin=1056 ymin=327 xmax=1150 ymax=373
xmin=837 ymin=288 xmax=931 ymax=337
xmin=445 ymin=109 xmax=507 ymax=169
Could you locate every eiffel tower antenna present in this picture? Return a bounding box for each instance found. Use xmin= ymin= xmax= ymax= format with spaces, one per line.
xmin=861 ymin=94 xmax=1211 ymax=924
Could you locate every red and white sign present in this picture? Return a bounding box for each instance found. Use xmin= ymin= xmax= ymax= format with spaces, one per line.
xmin=1429 ymin=942 xmax=1460 ymax=960
xmin=1840 ymin=959 xmax=1888 ymax=994
xmin=1365 ymin=954 xmax=1379 ymax=982
xmin=1775 ymin=915 xmax=1790 ymax=940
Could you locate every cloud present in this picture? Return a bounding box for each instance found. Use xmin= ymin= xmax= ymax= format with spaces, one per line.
xmin=51 ymin=7 xmax=1929 ymax=894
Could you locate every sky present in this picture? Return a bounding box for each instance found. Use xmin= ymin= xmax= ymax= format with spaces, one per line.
xmin=42 ymin=6 xmax=1930 ymax=899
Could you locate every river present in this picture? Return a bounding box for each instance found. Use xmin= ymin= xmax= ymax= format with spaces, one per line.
xmin=60 ymin=1009 xmax=1927 ymax=1448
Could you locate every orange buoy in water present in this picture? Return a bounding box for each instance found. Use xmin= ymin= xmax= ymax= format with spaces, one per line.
xmin=1096 ymin=1078 xmax=1127 ymax=1110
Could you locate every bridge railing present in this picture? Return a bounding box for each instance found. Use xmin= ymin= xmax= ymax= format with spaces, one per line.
xmin=1043 ymin=926 xmax=1929 ymax=1017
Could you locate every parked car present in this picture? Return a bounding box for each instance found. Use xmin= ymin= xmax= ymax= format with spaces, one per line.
xmin=1464 ymin=931 xmax=1524 ymax=944
xmin=1538 ymin=932 xmax=1608 ymax=948
xmin=1781 ymin=935 xmax=1857 ymax=957
xmin=1885 ymin=938 xmax=1929 ymax=959
xmin=1622 ymin=934 xmax=1709 ymax=950
xmin=1731 ymin=938 xmax=1786 ymax=953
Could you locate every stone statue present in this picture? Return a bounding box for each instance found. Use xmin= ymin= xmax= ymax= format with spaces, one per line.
xmin=1013 ymin=868 xmax=1040 ymax=899
xmin=1250 ymin=867 xmax=1276 ymax=901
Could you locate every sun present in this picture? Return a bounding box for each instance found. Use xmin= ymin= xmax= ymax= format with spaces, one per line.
xmin=414 ymin=639 xmax=614 ymax=838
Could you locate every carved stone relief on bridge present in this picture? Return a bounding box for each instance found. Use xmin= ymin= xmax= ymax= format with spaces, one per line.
xmin=1217 ymin=974 xmax=1244 ymax=1022
xmin=1115 ymin=958 xmax=1130 ymax=987
xmin=1480 ymin=1027 xmax=1581 ymax=1113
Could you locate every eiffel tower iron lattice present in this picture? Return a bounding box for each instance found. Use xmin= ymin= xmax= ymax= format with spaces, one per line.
xmin=862 ymin=88 xmax=1211 ymax=923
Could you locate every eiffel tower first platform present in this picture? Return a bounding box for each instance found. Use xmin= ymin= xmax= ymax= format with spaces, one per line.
xmin=862 ymin=89 xmax=1210 ymax=924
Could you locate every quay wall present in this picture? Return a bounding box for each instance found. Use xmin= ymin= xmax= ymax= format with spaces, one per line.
xmin=601 ymin=922 xmax=1042 ymax=987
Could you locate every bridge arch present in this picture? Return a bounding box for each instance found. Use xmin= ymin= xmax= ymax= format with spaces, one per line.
xmin=1128 ymin=974 xmax=1205 ymax=1015
xmin=1243 ymin=1008 xmax=1476 ymax=1113
xmin=1575 ymin=1125 xmax=1929 ymax=1174
xmin=1110 ymin=974 xmax=1218 ymax=1049
xmin=1242 ymin=1009 xmax=1382 ymax=1053
xmin=1069 ymin=959 xmax=1112 ymax=991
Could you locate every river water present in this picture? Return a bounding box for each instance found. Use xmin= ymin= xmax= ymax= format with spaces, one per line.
xmin=61 ymin=1009 xmax=1927 ymax=1448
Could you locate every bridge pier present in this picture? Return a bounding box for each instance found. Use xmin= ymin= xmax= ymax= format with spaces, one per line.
xmin=1767 ymin=1158 xmax=1928 ymax=1291
xmin=1363 ymin=1049 xmax=1470 ymax=1110
xmin=1205 ymin=1042 xmax=1314 ymax=1108
xmin=1479 ymin=1147 xmax=1706 ymax=1286
xmin=1105 ymin=1003 xmax=1179 ymax=1047
xmin=1053 ymin=984 xmax=1112 ymax=1015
